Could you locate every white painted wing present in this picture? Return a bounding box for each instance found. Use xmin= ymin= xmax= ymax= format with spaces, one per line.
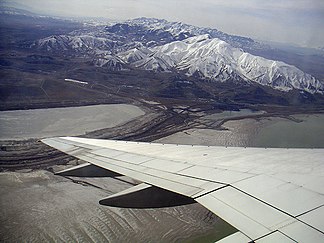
xmin=42 ymin=137 xmax=324 ymax=242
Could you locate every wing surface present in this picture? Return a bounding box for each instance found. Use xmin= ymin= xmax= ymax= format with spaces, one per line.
xmin=42 ymin=137 xmax=324 ymax=242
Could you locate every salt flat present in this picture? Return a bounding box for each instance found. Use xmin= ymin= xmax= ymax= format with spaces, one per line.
xmin=0 ymin=104 xmax=145 ymax=140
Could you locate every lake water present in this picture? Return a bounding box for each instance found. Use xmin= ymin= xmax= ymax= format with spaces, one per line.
xmin=252 ymin=114 xmax=324 ymax=148
xmin=203 ymin=109 xmax=265 ymax=121
xmin=158 ymin=112 xmax=324 ymax=149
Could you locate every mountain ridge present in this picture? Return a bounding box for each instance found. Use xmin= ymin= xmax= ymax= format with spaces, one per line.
xmin=118 ymin=35 xmax=324 ymax=94
xmin=30 ymin=17 xmax=324 ymax=94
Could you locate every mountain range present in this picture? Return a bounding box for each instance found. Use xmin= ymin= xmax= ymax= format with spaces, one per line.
xmin=26 ymin=17 xmax=324 ymax=95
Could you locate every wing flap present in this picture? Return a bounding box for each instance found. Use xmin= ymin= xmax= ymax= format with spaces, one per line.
xmin=298 ymin=206 xmax=324 ymax=233
xmin=232 ymin=174 xmax=324 ymax=217
xmin=254 ymin=231 xmax=295 ymax=242
xmin=279 ymin=220 xmax=324 ymax=243
xmin=216 ymin=232 xmax=251 ymax=243
xmin=196 ymin=187 xmax=295 ymax=240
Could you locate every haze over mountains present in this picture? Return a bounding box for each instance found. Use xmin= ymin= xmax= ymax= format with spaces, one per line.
xmin=31 ymin=17 xmax=324 ymax=94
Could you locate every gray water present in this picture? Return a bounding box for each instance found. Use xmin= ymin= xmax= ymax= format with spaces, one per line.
xmin=252 ymin=114 xmax=324 ymax=148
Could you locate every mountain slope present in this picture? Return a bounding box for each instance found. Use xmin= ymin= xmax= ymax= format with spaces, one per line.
xmin=119 ymin=35 xmax=324 ymax=94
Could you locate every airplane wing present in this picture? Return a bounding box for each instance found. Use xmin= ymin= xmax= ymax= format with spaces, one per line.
xmin=42 ymin=136 xmax=324 ymax=242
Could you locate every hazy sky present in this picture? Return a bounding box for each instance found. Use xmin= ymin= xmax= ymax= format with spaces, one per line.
xmin=5 ymin=0 xmax=324 ymax=48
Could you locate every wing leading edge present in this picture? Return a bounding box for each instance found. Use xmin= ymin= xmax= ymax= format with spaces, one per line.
xmin=42 ymin=137 xmax=324 ymax=242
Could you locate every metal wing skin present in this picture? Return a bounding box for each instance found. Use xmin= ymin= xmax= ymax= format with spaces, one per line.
xmin=42 ymin=136 xmax=324 ymax=242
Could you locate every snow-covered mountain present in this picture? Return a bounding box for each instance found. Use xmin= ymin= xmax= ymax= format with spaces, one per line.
xmin=119 ymin=35 xmax=324 ymax=94
xmin=31 ymin=17 xmax=324 ymax=94
xmin=32 ymin=34 xmax=119 ymax=55
xmin=93 ymin=54 xmax=126 ymax=71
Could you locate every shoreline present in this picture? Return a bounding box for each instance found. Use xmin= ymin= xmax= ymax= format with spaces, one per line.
xmin=2 ymin=106 xmax=324 ymax=172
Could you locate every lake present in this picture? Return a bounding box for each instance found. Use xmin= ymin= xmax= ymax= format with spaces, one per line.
xmin=252 ymin=114 xmax=324 ymax=148
xmin=157 ymin=112 xmax=324 ymax=149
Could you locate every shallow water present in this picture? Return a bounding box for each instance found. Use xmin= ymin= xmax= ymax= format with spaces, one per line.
xmin=252 ymin=114 xmax=324 ymax=148
xmin=158 ymin=113 xmax=324 ymax=149
xmin=204 ymin=109 xmax=264 ymax=121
